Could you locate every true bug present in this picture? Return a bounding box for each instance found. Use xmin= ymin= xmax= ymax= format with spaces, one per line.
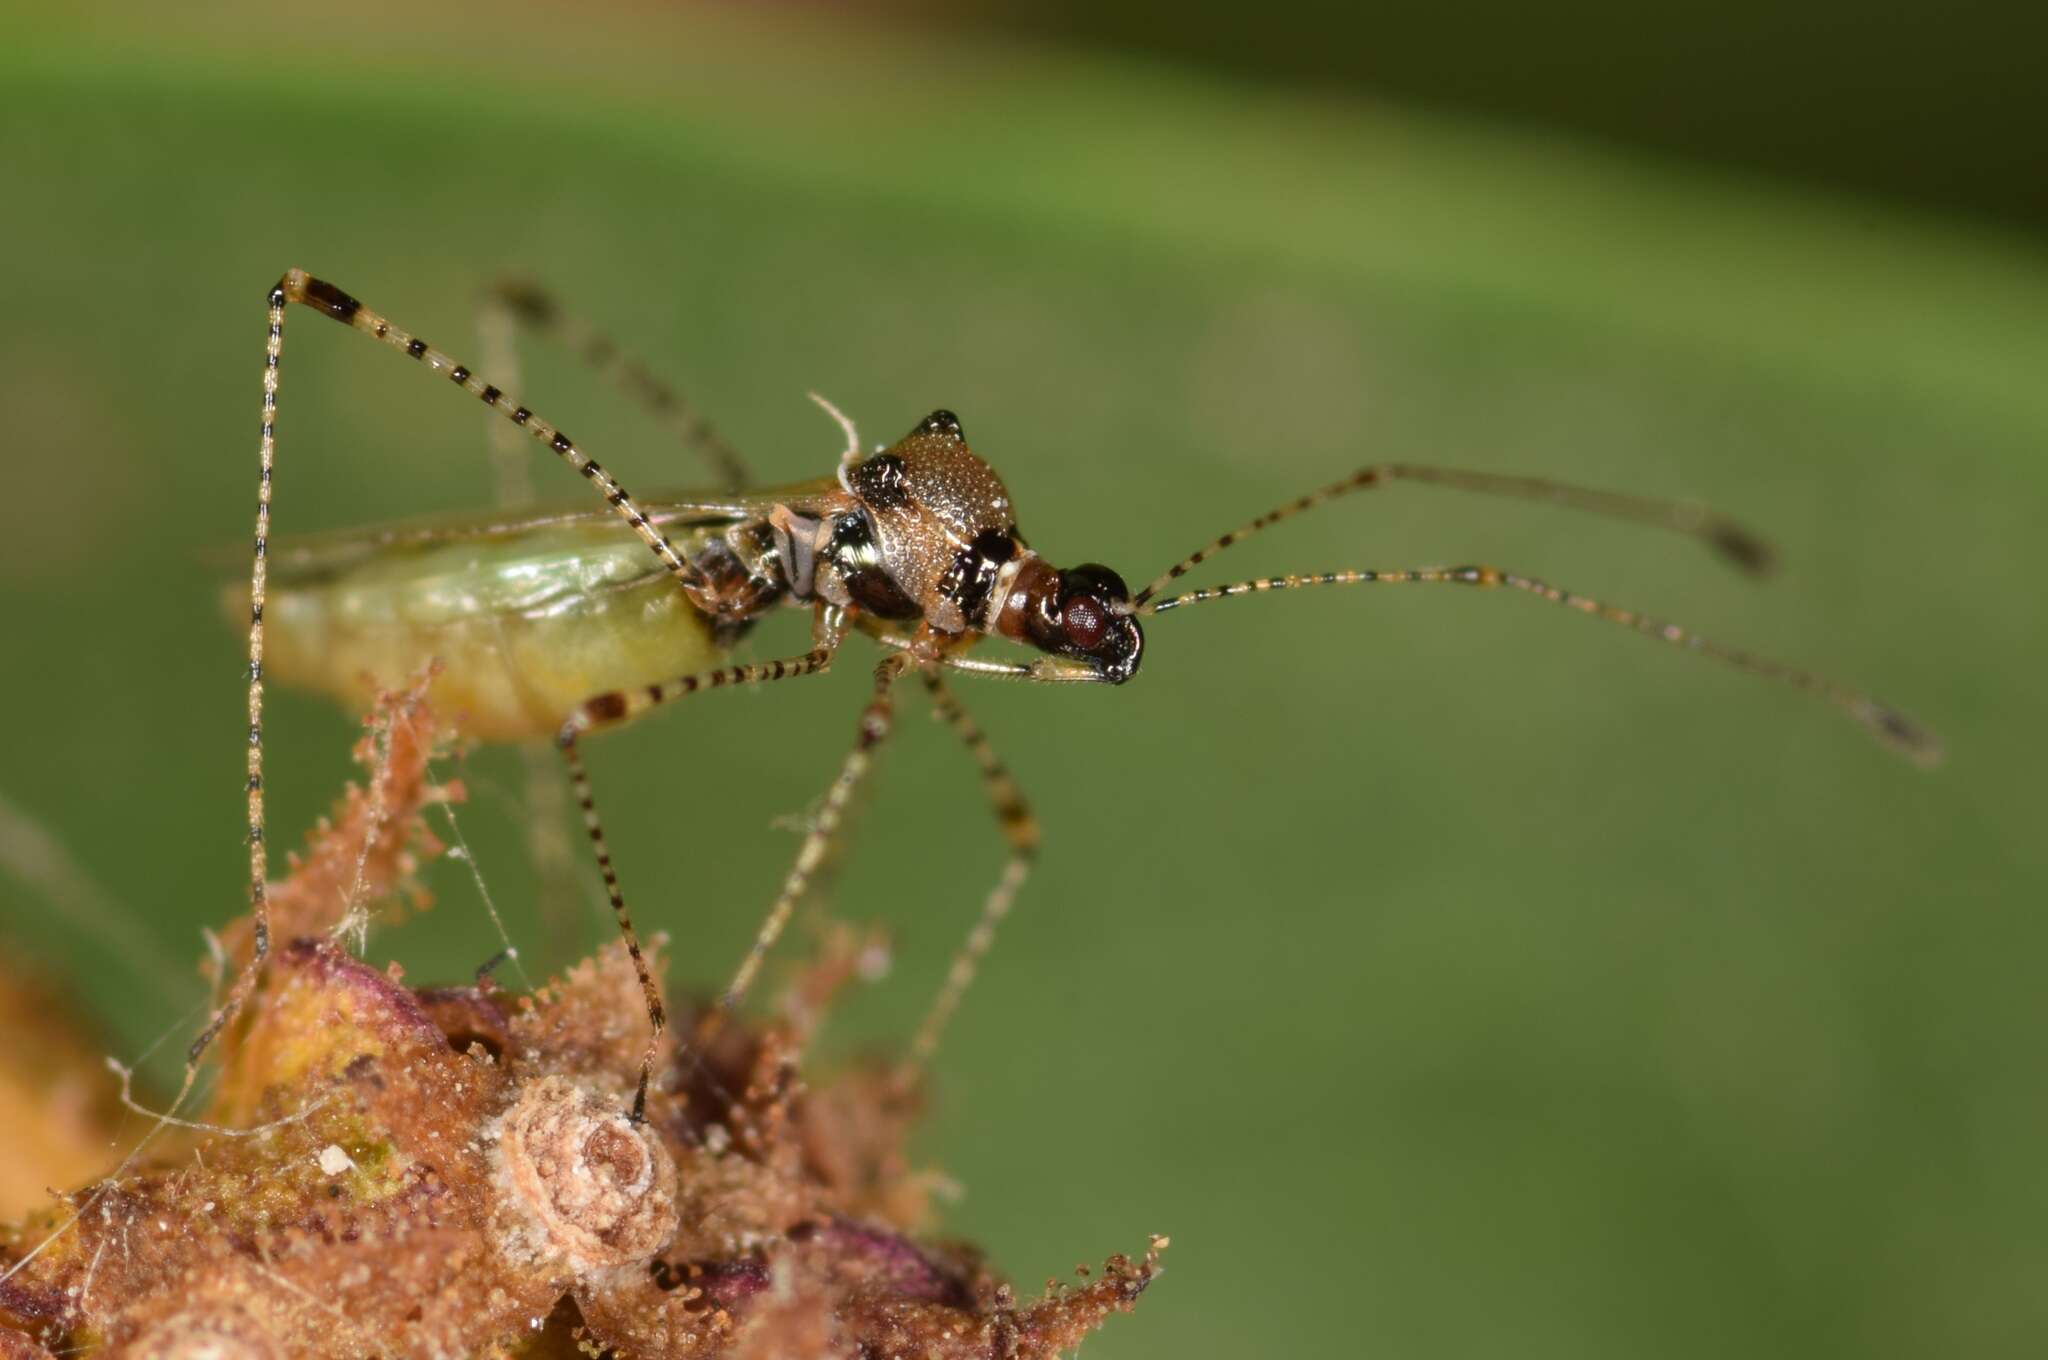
xmin=207 ymin=268 xmax=1940 ymax=1119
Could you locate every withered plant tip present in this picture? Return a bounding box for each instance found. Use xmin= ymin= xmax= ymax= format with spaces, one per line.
xmin=0 ymin=687 xmax=1163 ymax=1359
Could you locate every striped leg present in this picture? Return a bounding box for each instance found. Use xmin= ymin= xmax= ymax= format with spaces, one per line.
xmin=188 ymin=282 xmax=289 ymax=1069
xmin=1138 ymin=565 xmax=1941 ymax=764
xmin=558 ymin=612 xmax=847 ymax=1122
xmin=894 ymin=671 xmax=1040 ymax=1092
xmin=274 ymin=269 xmax=708 ymax=590
xmin=487 ymin=278 xmax=751 ymax=489
xmin=1131 ymin=463 xmax=1777 ymax=608
xmin=692 ymin=652 xmax=916 ymax=1056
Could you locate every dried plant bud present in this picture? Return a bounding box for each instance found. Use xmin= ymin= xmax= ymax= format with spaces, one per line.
xmin=489 ymin=1075 xmax=678 ymax=1276
xmin=0 ymin=690 xmax=1159 ymax=1358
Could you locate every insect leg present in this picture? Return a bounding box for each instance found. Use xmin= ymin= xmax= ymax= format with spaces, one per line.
xmin=1139 ymin=565 xmax=1941 ymax=764
xmin=188 ymin=284 xmax=288 ymax=1070
xmin=893 ymin=671 xmax=1040 ymax=1092
xmin=558 ymin=610 xmax=849 ymax=1121
xmin=1132 ymin=463 xmax=1777 ymax=608
xmin=862 ymin=629 xmax=1108 ymax=685
xmin=693 ymin=652 xmax=917 ymax=1057
xmin=271 ymin=269 xmax=707 ymax=589
xmin=485 ymin=278 xmax=751 ymax=489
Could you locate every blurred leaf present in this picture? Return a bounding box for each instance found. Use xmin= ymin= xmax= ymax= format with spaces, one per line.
xmin=1 ymin=5 xmax=2043 ymax=1359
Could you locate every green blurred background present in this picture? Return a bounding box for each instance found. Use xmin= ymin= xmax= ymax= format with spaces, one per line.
xmin=3 ymin=3 xmax=2044 ymax=1357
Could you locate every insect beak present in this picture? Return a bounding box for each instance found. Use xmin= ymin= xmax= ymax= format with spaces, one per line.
xmin=1027 ymin=658 xmax=1117 ymax=683
xmin=1093 ymin=613 xmax=1144 ymax=684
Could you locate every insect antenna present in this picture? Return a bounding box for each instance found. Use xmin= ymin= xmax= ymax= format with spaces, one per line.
xmin=1126 ymin=462 xmax=1936 ymax=764
xmin=1139 ymin=565 xmax=1940 ymax=765
xmin=1130 ymin=462 xmax=1777 ymax=610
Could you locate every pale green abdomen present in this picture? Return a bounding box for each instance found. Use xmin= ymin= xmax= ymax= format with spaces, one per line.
xmin=240 ymin=523 xmax=727 ymax=743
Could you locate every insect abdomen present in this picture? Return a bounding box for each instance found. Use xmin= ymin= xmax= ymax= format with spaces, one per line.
xmin=238 ymin=524 xmax=726 ymax=742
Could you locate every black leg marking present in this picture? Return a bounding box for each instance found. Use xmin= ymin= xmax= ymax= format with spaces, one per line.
xmin=273 ymin=269 xmax=706 ymax=591
xmin=553 ymin=617 xmax=848 ymax=1118
xmin=558 ymin=731 xmax=667 ymax=1122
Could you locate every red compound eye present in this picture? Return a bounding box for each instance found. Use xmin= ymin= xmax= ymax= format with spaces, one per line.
xmin=1062 ymin=593 xmax=1109 ymax=649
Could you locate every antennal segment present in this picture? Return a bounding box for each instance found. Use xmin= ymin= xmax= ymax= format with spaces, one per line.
xmin=1138 ymin=566 xmax=1941 ymax=766
xmin=809 ymin=391 xmax=864 ymax=475
xmin=1130 ymin=463 xmax=1776 ymax=609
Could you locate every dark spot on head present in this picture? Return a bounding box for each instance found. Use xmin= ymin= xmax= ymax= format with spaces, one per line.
xmin=1062 ymin=563 xmax=1130 ymax=608
xmin=849 ymin=453 xmax=911 ymax=510
xmin=915 ymin=409 xmax=963 ymax=439
xmin=584 ymin=692 xmax=629 ymax=723
xmin=940 ymin=528 xmax=1020 ymax=628
xmin=970 ymin=527 xmax=1017 ymax=565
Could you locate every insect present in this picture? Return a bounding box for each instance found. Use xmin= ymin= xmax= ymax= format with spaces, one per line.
xmin=205 ymin=268 xmax=1941 ymax=1120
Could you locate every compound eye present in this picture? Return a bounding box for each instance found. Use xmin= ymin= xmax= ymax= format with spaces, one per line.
xmin=1061 ymin=592 xmax=1110 ymax=650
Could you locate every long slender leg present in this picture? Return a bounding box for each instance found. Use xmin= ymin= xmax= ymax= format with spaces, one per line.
xmin=1139 ymin=565 xmax=1941 ymax=764
xmin=188 ymin=283 xmax=288 ymax=1068
xmin=558 ymin=613 xmax=848 ymax=1121
xmin=190 ymin=270 xmax=717 ymax=1074
xmin=692 ymin=653 xmax=916 ymax=1056
xmin=275 ymin=269 xmax=707 ymax=590
xmin=1132 ymin=463 xmax=1776 ymax=608
xmin=894 ymin=671 xmax=1040 ymax=1092
xmin=488 ymin=278 xmax=751 ymax=489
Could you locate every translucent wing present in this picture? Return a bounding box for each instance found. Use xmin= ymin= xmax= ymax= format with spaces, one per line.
xmin=257 ymin=479 xmax=841 ymax=583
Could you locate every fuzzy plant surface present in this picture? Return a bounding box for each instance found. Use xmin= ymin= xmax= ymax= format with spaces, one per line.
xmin=0 ymin=686 xmax=1160 ymax=1359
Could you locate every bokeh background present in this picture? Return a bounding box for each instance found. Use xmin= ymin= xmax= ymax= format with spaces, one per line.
xmin=3 ymin=2 xmax=2044 ymax=1356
